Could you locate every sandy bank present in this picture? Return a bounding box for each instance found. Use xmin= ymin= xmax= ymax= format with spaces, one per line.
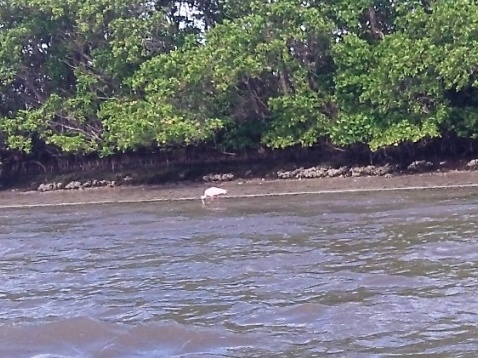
xmin=1 ymin=170 xmax=478 ymax=208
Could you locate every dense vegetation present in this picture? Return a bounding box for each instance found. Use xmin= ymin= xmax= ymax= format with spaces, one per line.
xmin=2 ymin=0 xmax=478 ymax=168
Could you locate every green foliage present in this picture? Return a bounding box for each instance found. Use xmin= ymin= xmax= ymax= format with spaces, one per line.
xmin=264 ymin=91 xmax=329 ymax=148
xmin=3 ymin=0 xmax=478 ymax=160
xmin=332 ymin=0 xmax=478 ymax=150
xmin=329 ymin=112 xmax=375 ymax=146
xmin=219 ymin=119 xmax=268 ymax=150
xmin=99 ymin=97 xmax=224 ymax=152
xmin=0 ymin=0 xmax=184 ymax=154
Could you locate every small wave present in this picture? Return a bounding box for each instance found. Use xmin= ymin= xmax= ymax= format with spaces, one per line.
xmin=0 ymin=316 xmax=261 ymax=358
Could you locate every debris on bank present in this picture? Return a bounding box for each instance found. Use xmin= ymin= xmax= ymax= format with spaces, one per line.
xmin=32 ymin=158 xmax=478 ymax=192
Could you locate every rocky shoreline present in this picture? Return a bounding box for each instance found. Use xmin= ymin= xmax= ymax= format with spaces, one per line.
xmin=29 ymin=158 xmax=478 ymax=193
xmin=3 ymin=164 xmax=478 ymax=208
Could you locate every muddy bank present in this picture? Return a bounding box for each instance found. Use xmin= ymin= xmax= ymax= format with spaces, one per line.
xmin=4 ymin=144 xmax=478 ymax=206
xmin=3 ymin=170 xmax=478 ymax=208
xmin=24 ymin=157 xmax=478 ymax=193
xmin=5 ymin=141 xmax=478 ymax=193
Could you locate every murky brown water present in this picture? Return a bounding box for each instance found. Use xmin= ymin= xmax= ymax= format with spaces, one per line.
xmin=2 ymin=189 xmax=478 ymax=357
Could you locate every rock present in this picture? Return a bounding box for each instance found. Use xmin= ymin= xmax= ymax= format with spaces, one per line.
xmin=33 ymin=178 xmax=119 ymax=192
xmin=407 ymin=160 xmax=434 ymax=172
xmin=303 ymin=167 xmax=319 ymax=178
xmin=341 ymin=166 xmax=350 ymax=176
xmin=65 ymin=181 xmax=81 ymax=190
xmin=350 ymin=166 xmax=366 ymax=177
xmin=37 ymin=182 xmax=66 ymax=191
xmin=202 ymin=173 xmax=218 ymax=182
xmin=316 ymin=167 xmax=329 ymax=178
xmin=221 ymin=173 xmax=234 ymax=181
xmin=466 ymin=159 xmax=478 ymax=170
xmin=203 ymin=172 xmax=234 ymax=182
xmin=363 ymin=165 xmax=376 ymax=176
xmin=375 ymin=164 xmax=394 ymax=176
xmin=37 ymin=183 xmax=55 ymax=192
xmin=327 ymin=168 xmax=344 ymax=178
xmin=276 ymin=170 xmax=291 ymax=179
xmin=292 ymin=168 xmax=304 ymax=179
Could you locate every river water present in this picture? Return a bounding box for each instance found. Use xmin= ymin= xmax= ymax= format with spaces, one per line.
xmin=2 ymin=188 xmax=478 ymax=357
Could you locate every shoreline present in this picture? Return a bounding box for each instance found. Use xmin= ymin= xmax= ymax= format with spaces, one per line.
xmin=2 ymin=170 xmax=478 ymax=208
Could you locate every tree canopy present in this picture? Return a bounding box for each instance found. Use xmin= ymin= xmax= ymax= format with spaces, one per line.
xmin=1 ymin=0 xmax=478 ymax=158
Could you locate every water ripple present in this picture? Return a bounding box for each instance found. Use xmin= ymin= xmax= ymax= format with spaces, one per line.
xmin=1 ymin=190 xmax=478 ymax=356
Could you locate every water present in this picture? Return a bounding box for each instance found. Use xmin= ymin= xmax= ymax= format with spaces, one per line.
xmin=2 ymin=189 xmax=478 ymax=357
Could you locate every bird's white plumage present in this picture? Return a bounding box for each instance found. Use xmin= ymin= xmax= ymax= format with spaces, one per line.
xmin=201 ymin=187 xmax=227 ymax=203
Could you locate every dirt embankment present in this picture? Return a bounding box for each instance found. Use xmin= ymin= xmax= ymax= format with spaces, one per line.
xmin=0 ymin=144 xmax=467 ymax=190
xmin=3 ymin=145 xmax=478 ymax=207
xmin=3 ymin=167 xmax=478 ymax=208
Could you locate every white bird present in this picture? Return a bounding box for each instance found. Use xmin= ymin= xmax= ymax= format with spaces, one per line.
xmin=201 ymin=187 xmax=227 ymax=204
